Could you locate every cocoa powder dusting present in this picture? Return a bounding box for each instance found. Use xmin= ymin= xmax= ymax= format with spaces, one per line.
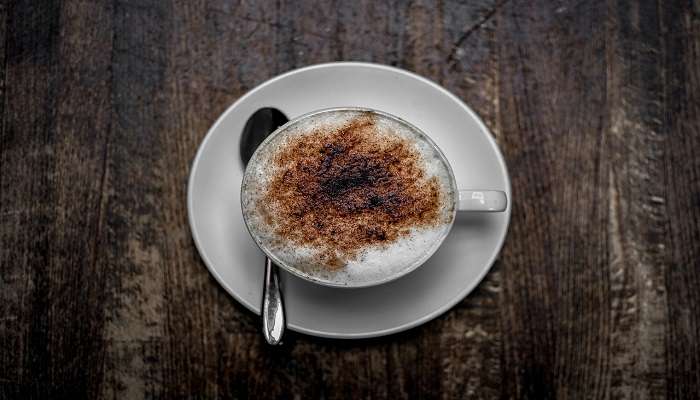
xmin=260 ymin=114 xmax=445 ymax=268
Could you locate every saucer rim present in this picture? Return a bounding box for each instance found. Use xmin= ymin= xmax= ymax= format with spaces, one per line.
xmin=187 ymin=61 xmax=512 ymax=339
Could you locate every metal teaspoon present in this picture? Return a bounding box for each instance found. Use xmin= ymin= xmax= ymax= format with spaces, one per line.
xmin=240 ymin=107 xmax=289 ymax=345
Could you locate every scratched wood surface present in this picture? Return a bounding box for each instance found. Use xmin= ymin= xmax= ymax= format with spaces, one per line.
xmin=1 ymin=0 xmax=699 ymax=399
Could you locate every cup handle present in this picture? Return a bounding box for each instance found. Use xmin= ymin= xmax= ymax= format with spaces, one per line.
xmin=458 ymin=190 xmax=508 ymax=212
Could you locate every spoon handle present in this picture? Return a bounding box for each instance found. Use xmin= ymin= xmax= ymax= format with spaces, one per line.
xmin=262 ymin=257 xmax=285 ymax=344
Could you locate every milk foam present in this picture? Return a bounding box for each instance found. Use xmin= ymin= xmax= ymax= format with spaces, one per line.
xmin=241 ymin=109 xmax=456 ymax=286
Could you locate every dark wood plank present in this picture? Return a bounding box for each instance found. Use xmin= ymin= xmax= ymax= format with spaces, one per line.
xmin=1 ymin=0 xmax=115 ymax=398
xmin=660 ymin=2 xmax=700 ymax=399
xmin=496 ymin=1 xmax=611 ymax=398
xmin=0 ymin=1 xmax=6 ymax=139
xmin=1 ymin=0 xmax=65 ymax=398
xmin=98 ymin=1 xmax=171 ymax=398
xmin=605 ymin=1 xmax=671 ymax=397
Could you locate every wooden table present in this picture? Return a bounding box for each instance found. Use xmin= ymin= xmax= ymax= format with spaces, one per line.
xmin=2 ymin=1 xmax=699 ymax=398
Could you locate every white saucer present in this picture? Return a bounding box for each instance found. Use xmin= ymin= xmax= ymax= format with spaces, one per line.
xmin=188 ymin=62 xmax=511 ymax=339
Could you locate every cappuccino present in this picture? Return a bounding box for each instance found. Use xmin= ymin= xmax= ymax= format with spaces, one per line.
xmin=242 ymin=109 xmax=456 ymax=286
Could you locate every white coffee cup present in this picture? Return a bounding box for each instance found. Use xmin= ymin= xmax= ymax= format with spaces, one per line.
xmin=241 ymin=108 xmax=507 ymax=288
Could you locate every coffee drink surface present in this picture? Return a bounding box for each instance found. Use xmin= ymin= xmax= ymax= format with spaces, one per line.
xmin=242 ymin=110 xmax=456 ymax=285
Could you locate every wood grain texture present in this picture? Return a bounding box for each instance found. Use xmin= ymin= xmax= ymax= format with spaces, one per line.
xmin=1 ymin=0 xmax=699 ymax=399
